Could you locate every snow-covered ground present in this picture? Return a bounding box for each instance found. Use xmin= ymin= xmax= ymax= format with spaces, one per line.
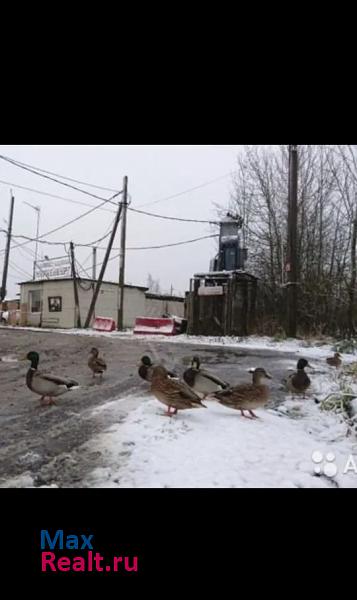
xmin=82 ymin=365 xmax=357 ymax=489
xmin=3 ymin=325 xmax=357 ymax=488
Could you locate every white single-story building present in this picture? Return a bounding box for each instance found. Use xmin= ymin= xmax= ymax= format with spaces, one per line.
xmin=19 ymin=279 xmax=148 ymax=329
xmin=18 ymin=279 xmax=186 ymax=329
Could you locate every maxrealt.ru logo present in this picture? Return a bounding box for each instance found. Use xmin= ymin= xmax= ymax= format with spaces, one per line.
xmin=312 ymin=449 xmax=357 ymax=478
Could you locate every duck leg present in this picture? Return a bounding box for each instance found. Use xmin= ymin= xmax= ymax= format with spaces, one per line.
xmin=240 ymin=410 xmax=254 ymax=419
xmin=163 ymin=406 xmax=174 ymax=417
xmin=249 ymin=410 xmax=259 ymax=419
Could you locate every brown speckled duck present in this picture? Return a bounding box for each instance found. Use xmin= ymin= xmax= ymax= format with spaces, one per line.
xmin=151 ymin=365 xmax=206 ymax=417
xmin=326 ymin=353 xmax=342 ymax=368
xmin=214 ymin=368 xmax=272 ymax=419
xmin=88 ymin=347 xmax=107 ymax=379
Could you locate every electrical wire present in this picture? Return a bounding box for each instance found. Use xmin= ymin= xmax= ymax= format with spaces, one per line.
xmin=0 ymin=180 xmax=117 ymax=214
xmin=0 ymin=193 xmax=121 ymax=255
xmin=137 ymin=173 xmax=232 ymax=208
xmin=92 ymin=234 xmax=219 ymax=271
xmin=0 ymin=154 xmax=122 ymax=206
xmin=126 ymin=234 xmax=219 ymax=250
xmin=0 ymin=155 xmax=120 ymax=193
xmin=128 ymin=206 xmax=219 ymax=225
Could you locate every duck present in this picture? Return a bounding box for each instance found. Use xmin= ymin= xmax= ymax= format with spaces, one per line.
xmin=138 ymin=356 xmax=177 ymax=382
xmin=88 ymin=347 xmax=107 ymax=379
xmin=21 ymin=351 xmax=79 ymax=406
xmin=213 ymin=368 xmax=272 ymax=419
xmin=286 ymin=359 xmax=311 ymax=397
xmin=183 ymin=356 xmax=230 ymax=398
xmin=326 ymin=353 xmax=342 ymax=368
xmin=150 ymin=365 xmax=206 ymax=417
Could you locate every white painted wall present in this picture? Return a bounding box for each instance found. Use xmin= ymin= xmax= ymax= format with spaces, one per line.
xmin=145 ymin=297 xmax=185 ymax=318
xmin=20 ymin=280 xmax=146 ymax=329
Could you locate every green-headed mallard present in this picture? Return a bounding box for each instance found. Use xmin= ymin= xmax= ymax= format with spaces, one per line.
xmin=214 ymin=367 xmax=272 ymax=419
xmin=22 ymin=351 xmax=79 ymax=406
xmin=326 ymin=353 xmax=342 ymax=368
xmin=286 ymin=359 xmax=311 ymax=396
xmin=183 ymin=356 xmax=230 ymax=398
xmin=138 ymin=356 xmax=177 ymax=382
xmin=88 ymin=347 xmax=107 ymax=379
xmin=151 ymin=365 xmax=206 ymax=417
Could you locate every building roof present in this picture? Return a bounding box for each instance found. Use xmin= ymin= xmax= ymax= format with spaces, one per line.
xmin=18 ymin=278 xmax=148 ymax=291
xmin=145 ymin=292 xmax=185 ymax=302
xmin=194 ymin=270 xmax=258 ymax=281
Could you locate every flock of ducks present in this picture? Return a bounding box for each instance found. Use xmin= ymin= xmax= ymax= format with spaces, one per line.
xmin=20 ymin=348 xmax=343 ymax=418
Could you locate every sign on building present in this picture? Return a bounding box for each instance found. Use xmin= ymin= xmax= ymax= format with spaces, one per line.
xmin=35 ymin=256 xmax=71 ymax=280
xmin=198 ymin=286 xmax=224 ymax=297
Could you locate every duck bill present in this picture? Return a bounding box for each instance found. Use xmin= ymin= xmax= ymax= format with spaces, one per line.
xmin=19 ymin=355 xmax=28 ymax=361
xmin=265 ymin=372 xmax=273 ymax=380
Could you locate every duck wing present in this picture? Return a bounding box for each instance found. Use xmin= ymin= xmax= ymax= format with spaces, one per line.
xmin=39 ymin=372 xmax=79 ymax=387
xmin=153 ymin=378 xmax=205 ymax=407
xmin=95 ymin=357 xmax=107 ymax=369
xmin=199 ymin=369 xmax=229 ymax=389
xmin=215 ymin=383 xmax=255 ymax=404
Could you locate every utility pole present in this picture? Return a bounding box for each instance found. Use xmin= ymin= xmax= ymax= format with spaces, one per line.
xmin=70 ymin=242 xmax=82 ymax=329
xmin=92 ymin=247 xmax=97 ymax=281
xmin=0 ymin=192 xmax=15 ymax=303
xmin=84 ymin=201 xmax=123 ymax=329
xmin=287 ymin=145 xmax=299 ymax=337
xmin=117 ymin=176 xmax=128 ymax=331
xmin=24 ymin=202 xmax=41 ymax=280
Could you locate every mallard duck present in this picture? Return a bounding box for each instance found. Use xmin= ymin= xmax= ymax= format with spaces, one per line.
xmin=286 ymin=359 xmax=311 ymax=397
xmin=88 ymin=347 xmax=107 ymax=379
xmin=183 ymin=356 xmax=230 ymax=398
xmin=326 ymin=353 xmax=342 ymax=368
xmin=138 ymin=356 xmax=177 ymax=382
xmin=150 ymin=365 xmax=206 ymax=417
xmin=21 ymin=351 xmax=79 ymax=406
xmin=213 ymin=368 xmax=272 ymax=419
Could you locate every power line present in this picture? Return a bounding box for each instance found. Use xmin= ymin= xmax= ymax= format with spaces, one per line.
xmin=0 ymin=155 xmax=120 ymax=193
xmin=93 ymin=234 xmax=219 ymax=270
xmin=128 ymin=206 xmax=219 ymax=224
xmin=0 ymin=180 xmax=117 ymax=214
xmin=8 ymin=259 xmax=32 ymax=279
xmin=137 ymin=173 xmax=232 ymax=208
xmin=0 ymin=154 xmax=122 ymax=205
xmin=127 ymin=234 xmax=219 ymax=250
xmin=0 ymin=192 xmax=121 ymax=255
xmin=10 ymin=221 xmax=115 ymax=249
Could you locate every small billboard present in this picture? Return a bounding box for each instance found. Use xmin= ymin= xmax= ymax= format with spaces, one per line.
xmin=35 ymin=256 xmax=71 ymax=280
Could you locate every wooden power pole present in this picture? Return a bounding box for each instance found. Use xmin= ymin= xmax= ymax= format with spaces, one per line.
xmin=92 ymin=247 xmax=97 ymax=281
xmin=84 ymin=200 xmax=123 ymax=329
xmin=0 ymin=192 xmax=15 ymax=303
xmin=70 ymin=242 xmax=82 ymax=328
xmin=117 ymin=176 xmax=128 ymax=331
xmin=287 ymin=145 xmax=299 ymax=337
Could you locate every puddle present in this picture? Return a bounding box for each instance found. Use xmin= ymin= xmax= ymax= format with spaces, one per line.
xmin=0 ymin=355 xmax=19 ymax=363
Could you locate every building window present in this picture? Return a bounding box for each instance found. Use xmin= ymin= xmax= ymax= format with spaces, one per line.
xmin=29 ymin=290 xmax=42 ymax=313
xmin=48 ymin=297 xmax=62 ymax=313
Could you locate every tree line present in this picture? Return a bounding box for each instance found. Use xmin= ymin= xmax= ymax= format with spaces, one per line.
xmin=229 ymin=145 xmax=357 ymax=337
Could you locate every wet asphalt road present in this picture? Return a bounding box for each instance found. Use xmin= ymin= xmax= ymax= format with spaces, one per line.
xmin=0 ymin=328 xmax=303 ymax=487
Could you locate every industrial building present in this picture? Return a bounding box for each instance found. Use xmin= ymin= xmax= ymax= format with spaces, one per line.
xmin=187 ymin=213 xmax=258 ymax=337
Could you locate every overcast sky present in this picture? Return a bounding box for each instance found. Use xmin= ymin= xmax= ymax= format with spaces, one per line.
xmin=0 ymin=145 xmax=242 ymax=298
